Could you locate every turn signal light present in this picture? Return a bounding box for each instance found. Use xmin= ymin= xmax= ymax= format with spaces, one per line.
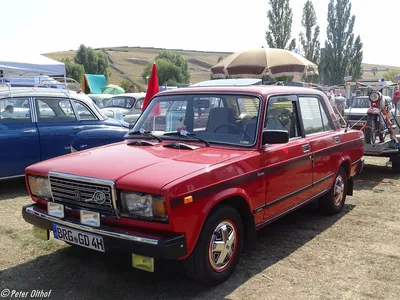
xmin=184 ymin=196 xmax=193 ymax=204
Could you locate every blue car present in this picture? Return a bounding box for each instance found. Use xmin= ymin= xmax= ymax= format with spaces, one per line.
xmin=0 ymin=86 xmax=129 ymax=179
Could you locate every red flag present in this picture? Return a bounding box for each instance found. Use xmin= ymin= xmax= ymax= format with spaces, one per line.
xmin=142 ymin=63 xmax=161 ymax=116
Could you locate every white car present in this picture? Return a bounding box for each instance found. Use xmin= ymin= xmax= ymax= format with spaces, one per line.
xmin=100 ymin=93 xmax=146 ymax=124
xmin=344 ymin=96 xmax=395 ymax=129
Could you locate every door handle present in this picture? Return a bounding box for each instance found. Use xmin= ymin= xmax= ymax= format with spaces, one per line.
xmin=334 ymin=136 xmax=340 ymax=144
xmin=72 ymin=126 xmax=84 ymax=130
xmin=302 ymin=144 xmax=310 ymax=153
xmin=23 ymin=129 xmax=37 ymax=133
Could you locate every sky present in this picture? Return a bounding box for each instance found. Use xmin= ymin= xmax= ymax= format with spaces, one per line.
xmin=1 ymin=0 xmax=399 ymax=66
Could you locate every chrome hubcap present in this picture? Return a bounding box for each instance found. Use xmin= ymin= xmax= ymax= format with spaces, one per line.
xmin=208 ymin=221 xmax=236 ymax=272
xmin=333 ymin=175 xmax=345 ymax=206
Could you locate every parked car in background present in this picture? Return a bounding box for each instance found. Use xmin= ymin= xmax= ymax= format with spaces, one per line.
xmin=100 ymin=93 xmax=146 ymax=124
xmin=23 ymin=85 xmax=364 ymax=286
xmin=86 ymin=94 xmax=114 ymax=109
xmin=344 ymin=96 xmax=395 ymax=129
xmin=0 ymin=86 xmax=129 ymax=179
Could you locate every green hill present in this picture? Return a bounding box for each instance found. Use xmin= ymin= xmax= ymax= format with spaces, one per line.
xmin=43 ymin=46 xmax=400 ymax=89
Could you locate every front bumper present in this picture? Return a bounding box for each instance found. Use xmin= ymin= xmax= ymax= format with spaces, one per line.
xmin=22 ymin=204 xmax=186 ymax=259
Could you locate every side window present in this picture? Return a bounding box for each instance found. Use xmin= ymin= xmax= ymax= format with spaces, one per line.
xmin=134 ymin=99 xmax=144 ymax=109
xmin=74 ymin=101 xmax=97 ymax=120
xmin=0 ymin=98 xmax=32 ymax=123
xmin=265 ymin=95 xmax=301 ymax=138
xmin=59 ymin=100 xmax=74 ymax=116
xmin=299 ymin=97 xmax=333 ymax=135
xmin=36 ymin=98 xmax=77 ymax=122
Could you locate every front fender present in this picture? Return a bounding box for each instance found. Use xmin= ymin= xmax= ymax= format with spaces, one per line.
xmin=170 ymin=187 xmax=252 ymax=259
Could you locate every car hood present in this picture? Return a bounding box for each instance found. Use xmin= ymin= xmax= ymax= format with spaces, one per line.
xmin=101 ymin=107 xmax=130 ymax=117
xmin=344 ymin=108 xmax=367 ymax=115
xmin=27 ymin=142 xmax=251 ymax=192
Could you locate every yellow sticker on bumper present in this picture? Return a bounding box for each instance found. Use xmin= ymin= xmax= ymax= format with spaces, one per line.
xmin=32 ymin=226 xmax=49 ymax=241
xmin=132 ymin=254 xmax=154 ymax=272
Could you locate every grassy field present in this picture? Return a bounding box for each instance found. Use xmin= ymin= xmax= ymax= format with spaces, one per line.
xmin=1 ymin=157 xmax=400 ymax=300
xmin=43 ymin=47 xmax=400 ymax=90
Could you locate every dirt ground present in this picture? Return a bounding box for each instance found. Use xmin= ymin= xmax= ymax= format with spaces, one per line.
xmin=0 ymin=157 xmax=399 ymax=300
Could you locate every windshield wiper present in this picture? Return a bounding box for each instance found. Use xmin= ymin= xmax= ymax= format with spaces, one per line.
xmin=126 ymin=130 xmax=162 ymax=142
xmin=163 ymin=131 xmax=210 ymax=147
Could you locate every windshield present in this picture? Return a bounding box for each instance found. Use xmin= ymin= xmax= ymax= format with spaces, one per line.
xmin=351 ymin=98 xmax=369 ymax=108
xmin=105 ymin=96 xmax=135 ymax=109
xmin=131 ymin=94 xmax=262 ymax=146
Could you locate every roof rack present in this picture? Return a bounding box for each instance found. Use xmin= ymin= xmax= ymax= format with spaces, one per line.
xmin=0 ymin=76 xmax=81 ymax=98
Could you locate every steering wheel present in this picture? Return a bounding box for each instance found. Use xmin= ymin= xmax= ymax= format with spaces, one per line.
xmin=213 ymin=123 xmax=252 ymax=141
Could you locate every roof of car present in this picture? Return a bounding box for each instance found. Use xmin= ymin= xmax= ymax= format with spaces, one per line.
xmin=110 ymin=92 xmax=146 ymax=98
xmin=157 ymin=85 xmax=328 ymax=99
xmin=0 ymin=86 xmax=93 ymax=104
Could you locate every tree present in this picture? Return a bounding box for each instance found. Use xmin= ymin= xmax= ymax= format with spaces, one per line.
xmin=347 ymin=36 xmax=363 ymax=81
xmin=120 ymin=79 xmax=133 ymax=91
xmin=299 ymin=0 xmax=320 ymax=63
xmin=217 ymin=56 xmax=224 ymax=63
xmin=74 ymin=44 xmax=110 ymax=79
xmin=141 ymin=51 xmax=190 ymax=85
xmin=265 ymin=0 xmax=296 ymax=50
xmin=383 ymin=69 xmax=400 ymax=82
xmin=62 ymin=58 xmax=85 ymax=83
xmin=320 ymin=0 xmax=363 ymax=85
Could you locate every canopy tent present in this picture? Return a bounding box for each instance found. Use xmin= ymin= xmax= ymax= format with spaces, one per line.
xmin=81 ymin=74 xmax=107 ymax=94
xmin=0 ymin=53 xmax=65 ymax=77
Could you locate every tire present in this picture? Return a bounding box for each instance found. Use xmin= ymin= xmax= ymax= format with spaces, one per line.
xmin=393 ymin=161 xmax=400 ymax=174
xmin=183 ymin=205 xmax=244 ymax=286
xmin=365 ymin=115 xmax=380 ymax=144
xmin=319 ymin=167 xmax=347 ymax=215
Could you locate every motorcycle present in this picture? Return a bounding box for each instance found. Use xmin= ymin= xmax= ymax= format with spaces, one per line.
xmin=364 ymin=90 xmax=393 ymax=144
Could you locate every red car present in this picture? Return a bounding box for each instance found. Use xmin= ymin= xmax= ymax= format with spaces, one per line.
xmin=22 ymin=86 xmax=364 ymax=286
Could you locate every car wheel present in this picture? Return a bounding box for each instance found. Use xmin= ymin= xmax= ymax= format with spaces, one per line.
xmin=319 ymin=167 xmax=347 ymax=215
xmin=392 ymin=161 xmax=400 ymax=174
xmin=183 ymin=205 xmax=244 ymax=286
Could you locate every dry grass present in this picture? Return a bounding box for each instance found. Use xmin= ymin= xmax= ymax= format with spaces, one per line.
xmin=43 ymin=47 xmax=400 ymax=89
xmin=0 ymin=157 xmax=400 ymax=299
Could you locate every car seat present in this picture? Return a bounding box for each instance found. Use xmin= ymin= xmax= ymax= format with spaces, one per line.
xmin=206 ymin=107 xmax=236 ymax=133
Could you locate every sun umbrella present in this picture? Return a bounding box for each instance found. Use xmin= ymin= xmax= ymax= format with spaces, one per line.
xmin=101 ymin=84 xmax=125 ymax=94
xmin=211 ymin=48 xmax=319 ymax=79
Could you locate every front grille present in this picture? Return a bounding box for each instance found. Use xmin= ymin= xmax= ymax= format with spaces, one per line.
xmin=49 ymin=174 xmax=115 ymax=214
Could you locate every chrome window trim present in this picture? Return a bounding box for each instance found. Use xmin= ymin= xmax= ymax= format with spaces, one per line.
xmin=48 ymin=171 xmax=120 ymax=218
xmin=24 ymin=206 xmax=158 ymax=245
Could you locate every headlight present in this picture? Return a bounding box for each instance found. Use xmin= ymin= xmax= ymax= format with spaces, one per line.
xmin=369 ymin=92 xmax=381 ymax=102
xmin=120 ymin=191 xmax=166 ymax=219
xmin=28 ymin=175 xmax=52 ymax=199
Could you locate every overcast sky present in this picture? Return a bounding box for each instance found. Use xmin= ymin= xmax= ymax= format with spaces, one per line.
xmin=2 ymin=0 xmax=398 ymax=66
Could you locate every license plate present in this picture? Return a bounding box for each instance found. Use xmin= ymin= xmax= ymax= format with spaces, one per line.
xmin=32 ymin=226 xmax=49 ymax=241
xmin=132 ymin=254 xmax=154 ymax=272
xmin=52 ymin=224 xmax=105 ymax=252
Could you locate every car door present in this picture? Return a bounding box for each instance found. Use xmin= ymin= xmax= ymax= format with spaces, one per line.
xmin=35 ymin=97 xmax=85 ymax=160
xmin=298 ymin=95 xmax=340 ymax=195
xmin=261 ymin=95 xmax=313 ymax=220
xmin=0 ymin=97 xmax=40 ymax=178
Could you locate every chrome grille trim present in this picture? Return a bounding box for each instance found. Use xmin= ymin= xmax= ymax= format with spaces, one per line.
xmin=48 ymin=171 xmax=119 ymax=217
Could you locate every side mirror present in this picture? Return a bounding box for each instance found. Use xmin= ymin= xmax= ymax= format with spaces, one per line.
xmin=262 ymin=130 xmax=289 ymax=145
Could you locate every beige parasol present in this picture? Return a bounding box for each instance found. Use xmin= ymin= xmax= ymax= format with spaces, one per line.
xmin=211 ymin=48 xmax=319 ymax=79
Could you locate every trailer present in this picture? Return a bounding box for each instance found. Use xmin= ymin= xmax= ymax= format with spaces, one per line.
xmin=363 ymin=137 xmax=400 ymax=173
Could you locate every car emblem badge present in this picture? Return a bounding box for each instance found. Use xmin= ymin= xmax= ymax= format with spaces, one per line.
xmin=74 ymin=190 xmax=81 ymax=201
xmin=92 ymin=191 xmax=106 ymax=204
